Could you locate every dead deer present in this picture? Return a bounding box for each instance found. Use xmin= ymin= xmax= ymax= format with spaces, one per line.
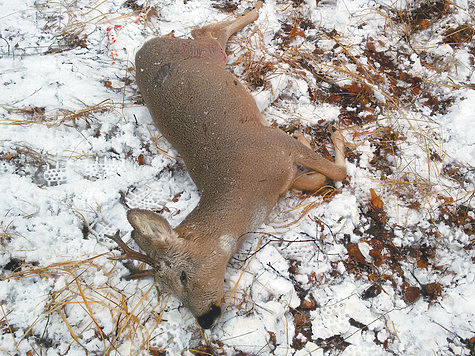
xmin=107 ymin=2 xmax=346 ymax=329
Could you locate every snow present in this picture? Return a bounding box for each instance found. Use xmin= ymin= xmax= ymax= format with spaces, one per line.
xmin=444 ymin=90 xmax=475 ymax=162
xmin=1 ymin=0 xmax=474 ymax=355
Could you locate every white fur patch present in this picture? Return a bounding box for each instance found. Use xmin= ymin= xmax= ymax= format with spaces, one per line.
xmin=219 ymin=234 xmax=236 ymax=255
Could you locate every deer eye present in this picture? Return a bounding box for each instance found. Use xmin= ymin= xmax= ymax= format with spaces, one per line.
xmin=180 ymin=271 xmax=188 ymax=286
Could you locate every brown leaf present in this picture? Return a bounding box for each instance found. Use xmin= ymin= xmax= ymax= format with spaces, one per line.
xmin=149 ymin=348 xmax=166 ymax=356
xmin=411 ymin=87 xmax=421 ymax=95
xmin=171 ymin=192 xmax=182 ymax=202
xmin=438 ymin=195 xmax=454 ymax=205
xmin=289 ymin=265 xmax=298 ymax=274
xmin=417 ymin=259 xmax=428 ymax=269
xmin=344 ymin=83 xmax=364 ymax=95
xmin=362 ymin=283 xmax=382 ymax=299
xmin=368 ymin=273 xmax=378 ymax=282
xmin=308 ymin=271 xmax=320 ymax=285
xmin=408 ymin=201 xmax=421 ymax=209
xmin=346 ymin=243 xmax=368 ymax=265
xmin=268 ymin=331 xmax=277 ymax=350
xmin=370 ymin=188 xmax=384 ymax=209
xmin=369 ymin=249 xmax=383 ymax=266
xmin=289 ymin=259 xmax=301 ymax=275
xmin=300 ymin=296 xmax=317 ymax=310
xmin=443 ymin=24 xmax=474 ymax=46
xmin=422 ymin=282 xmax=442 ymax=301
xmin=137 ymin=154 xmax=145 ymax=165
xmin=289 ymin=25 xmax=306 ymax=42
xmin=328 ymin=93 xmax=342 ymax=103
xmin=418 ymin=19 xmax=431 ymax=29
xmin=366 ymin=41 xmax=376 ymax=52
xmin=294 ymin=312 xmax=311 ymax=327
xmin=404 ymin=286 xmax=421 ymax=303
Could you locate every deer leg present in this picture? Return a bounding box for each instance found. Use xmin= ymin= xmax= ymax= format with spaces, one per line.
xmin=289 ymin=130 xmax=326 ymax=190
xmin=292 ymin=130 xmax=312 ymax=149
xmin=192 ymin=1 xmax=262 ymax=50
xmin=291 ymin=171 xmax=327 ymax=191
xmin=292 ymin=126 xmax=347 ymax=182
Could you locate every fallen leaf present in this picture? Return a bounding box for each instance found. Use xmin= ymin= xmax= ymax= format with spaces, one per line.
xmin=294 ymin=312 xmax=311 ymax=327
xmin=417 ymin=259 xmax=428 ymax=269
xmin=344 ymin=83 xmax=365 ymax=95
xmin=369 ymin=249 xmax=383 ymax=266
xmin=368 ymin=273 xmax=378 ymax=282
xmin=349 ymin=317 xmax=368 ymax=331
xmin=408 ymin=201 xmax=421 ymax=209
xmin=328 ymin=93 xmax=342 ymax=103
xmin=404 ymin=286 xmax=421 ymax=303
xmin=422 ymin=282 xmax=442 ymax=301
xmin=362 ymin=283 xmax=382 ymax=299
xmin=172 ymin=192 xmax=182 ymax=202
xmin=370 ymin=188 xmax=384 ymax=209
xmin=438 ymin=195 xmax=454 ymax=205
xmin=411 ymin=86 xmax=421 ymax=95
xmin=289 ymin=25 xmax=305 ymax=42
xmin=300 ymin=296 xmax=317 ymax=310
xmin=346 ymin=243 xmax=368 ymax=265
xmin=268 ymin=331 xmax=277 ymax=350
xmin=418 ymin=19 xmax=430 ymax=29
xmin=366 ymin=41 xmax=376 ymax=52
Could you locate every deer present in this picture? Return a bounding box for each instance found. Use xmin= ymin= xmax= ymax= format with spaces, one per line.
xmin=106 ymin=1 xmax=346 ymax=329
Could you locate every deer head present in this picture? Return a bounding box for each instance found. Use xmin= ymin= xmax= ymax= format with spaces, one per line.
xmin=108 ymin=209 xmax=230 ymax=329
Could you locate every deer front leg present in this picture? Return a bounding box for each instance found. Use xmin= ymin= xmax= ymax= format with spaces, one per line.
xmin=292 ymin=126 xmax=347 ymax=185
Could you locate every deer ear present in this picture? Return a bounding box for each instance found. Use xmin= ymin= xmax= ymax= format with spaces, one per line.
xmin=127 ymin=209 xmax=178 ymax=246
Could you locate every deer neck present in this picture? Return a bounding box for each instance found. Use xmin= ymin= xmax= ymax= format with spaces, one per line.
xmin=176 ymin=190 xmax=269 ymax=251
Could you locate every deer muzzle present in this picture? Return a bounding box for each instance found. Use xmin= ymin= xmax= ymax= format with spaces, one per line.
xmin=196 ymin=304 xmax=222 ymax=329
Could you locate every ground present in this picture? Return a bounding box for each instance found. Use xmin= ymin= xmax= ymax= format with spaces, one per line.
xmin=0 ymin=0 xmax=474 ymax=355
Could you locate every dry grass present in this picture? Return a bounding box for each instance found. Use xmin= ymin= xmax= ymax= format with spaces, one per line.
xmin=0 ymin=253 xmax=167 ymax=354
xmin=0 ymin=99 xmax=114 ymax=128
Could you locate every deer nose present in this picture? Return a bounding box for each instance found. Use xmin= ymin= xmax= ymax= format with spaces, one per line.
xmin=197 ymin=304 xmax=221 ymax=329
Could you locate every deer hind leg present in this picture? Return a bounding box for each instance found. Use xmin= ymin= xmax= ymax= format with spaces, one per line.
xmin=291 ymin=171 xmax=327 ymax=191
xmin=291 ymin=126 xmax=347 ymax=190
xmin=289 ymin=130 xmax=326 ymax=190
xmin=191 ymin=2 xmax=262 ymax=50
